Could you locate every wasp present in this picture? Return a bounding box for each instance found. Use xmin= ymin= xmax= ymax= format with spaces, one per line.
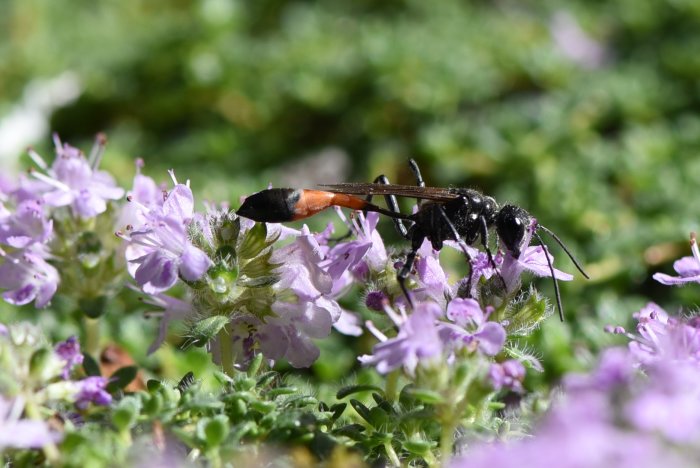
xmin=236 ymin=159 xmax=589 ymax=320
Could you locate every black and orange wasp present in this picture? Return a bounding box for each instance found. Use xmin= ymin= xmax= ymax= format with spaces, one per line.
xmin=237 ymin=159 xmax=589 ymax=320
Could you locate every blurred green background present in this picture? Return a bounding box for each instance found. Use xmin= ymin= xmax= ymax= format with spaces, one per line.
xmin=3 ymin=0 xmax=700 ymax=380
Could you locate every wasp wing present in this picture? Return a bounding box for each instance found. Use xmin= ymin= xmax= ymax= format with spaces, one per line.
xmin=319 ymin=183 xmax=460 ymax=201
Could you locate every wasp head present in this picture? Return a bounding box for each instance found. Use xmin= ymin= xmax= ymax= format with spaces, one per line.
xmin=495 ymin=204 xmax=531 ymax=258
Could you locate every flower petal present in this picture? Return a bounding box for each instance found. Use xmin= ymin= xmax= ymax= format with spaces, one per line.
xmin=179 ymin=244 xmax=212 ymax=281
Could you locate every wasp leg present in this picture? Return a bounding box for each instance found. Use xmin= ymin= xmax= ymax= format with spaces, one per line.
xmin=408 ymin=159 xmax=426 ymax=188
xmin=397 ymin=231 xmax=425 ymax=308
xmin=435 ymin=203 xmax=475 ymax=297
xmin=368 ymin=174 xmax=411 ymax=239
xmin=479 ymin=216 xmax=507 ymax=291
xmin=407 ymin=158 xmax=426 ymax=210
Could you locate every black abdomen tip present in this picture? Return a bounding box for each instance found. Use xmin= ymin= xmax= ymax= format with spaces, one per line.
xmin=237 ymin=188 xmax=300 ymax=223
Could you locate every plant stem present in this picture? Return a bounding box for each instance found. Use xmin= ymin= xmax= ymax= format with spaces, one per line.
xmin=25 ymin=400 xmax=60 ymax=463
xmin=84 ymin=317 xmax=100 ymax=357
xmin=385 ymin=370 xmax=399 ymax=402
xmin=384 ymin=441 xmax=401 ymax=467
xmin=218 ymin=326 xmax=235 ymax=377
xmin=440 ymin=418 xmax=456 ymax=465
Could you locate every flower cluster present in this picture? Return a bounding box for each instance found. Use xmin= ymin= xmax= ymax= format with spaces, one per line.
xmin=0 ymin=323 xmax=111 ymax=451
xmin=122 ymin=176 xmax=348 ymax=369
xmin=451 ymin=303 xmax=700 ymax=466
xmin=448 ymin=236 xmax=700 ymax=468
xmin=351 ymin=215 xmax=569 ymax=383
xmin=0 ymin=134 xmax=126 ymax=312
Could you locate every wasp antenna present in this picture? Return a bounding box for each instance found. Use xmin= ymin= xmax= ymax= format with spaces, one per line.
xmin=534 ymin=231 xmax=564 ymax=322
xmin=538 ymin=225 xmax=590 ymax=279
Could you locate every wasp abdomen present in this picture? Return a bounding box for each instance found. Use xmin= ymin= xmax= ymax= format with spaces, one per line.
xmin=237 ymin=188 xmax=370 ymax=223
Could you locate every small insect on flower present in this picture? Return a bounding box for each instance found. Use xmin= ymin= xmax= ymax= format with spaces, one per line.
xmin=236 ymin=159 xmax=589 ymax=320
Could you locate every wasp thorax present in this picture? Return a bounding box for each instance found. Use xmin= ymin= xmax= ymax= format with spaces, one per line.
xmin=495 ymin=204 xmax=531 ymax=258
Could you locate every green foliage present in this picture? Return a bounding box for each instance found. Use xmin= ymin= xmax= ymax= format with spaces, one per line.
xmin=4 ymin=0 xmax=700 ymax=464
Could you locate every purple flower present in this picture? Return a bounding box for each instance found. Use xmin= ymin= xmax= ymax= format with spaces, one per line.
xmin=74 ymin=376 xmax=112 ymax=409
xmin=117 ymin=159 xmax=164 ymax=230
xmin=626 ymin=362 xmax=700 ymax=443
xmin=564 ymin=347 xmax=634 ymax=392
xmin=489 ymin=360 xmax=526 ymax=392
xmin=141 ymin=290 xmax=196 ymax=354
xmin=451 ymin=416 xmax=682 ymax=468
xmin=262 ymin=227 xmax=344 ymax=367
xmin=31 ymin=134 xmax=125 ymax=219
xmin=627 ymin=303 xmax=700 ymax=365
xmin=333 ymin=309 xmax=363 ymax=337
xmin=0 ymin=199 xmax=52 ymax=248
xmin=324 ymin=211 xmax=387 ymax=281
xmin=453 ymin=350 xmax=694 ymax=467
xmin=55 ymin=336 xmax=83 ymax=379
xmin=453 ymin=304 xmax=700 ymax=467
xmin=653 ymin=233 xmax=700 ymax=286
xmin=410 ymin=240 xmax=452 ymax=305
xmin=272 ymin=225 xmax=334 ymax=298
xmin=212 ymin=310 xmax=332 ymax=370
xmin=460 ymin=250 xmax=503 ymax=298
xmin=206 ymin=222 xmax=346 ymax=369
xmin=437 ymin=298 xmax=506 ymax=356
xmin=0 ymin=397 xmax=61 ymax=449
xmin=0 ymin=247 xmax=59 ymax=307
xmin=359 ymin=302 xmax=443 ymax=376
xmin=500 ymin=220 xmax=573 ymax=293
xmin=550 ymin=12 xmax=608 ymax=69
xmin=265 ymin=298 xmax=338 ymax=368
xmin=365 ymin=290 xmax=388 ymax=311
xmin=124 ymin=181 xmax=212 ymax=294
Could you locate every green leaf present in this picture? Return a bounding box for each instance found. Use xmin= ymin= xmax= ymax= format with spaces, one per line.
xmin=504 ymin=345 xmax=544 ymax=372
xmin=198 ymin=415 xmax=230 ymax=448
xmin=333 ymin=424 xmax=366 ymax=440
xmin=227 ymin=397 xmax=248 ymax=419
xmin=256 ymin=371 xmax=278 ymax=387
xmin=79 ymin=295 xmax=108 ymax=319
xmin=503 ymin=287 xmax=549 ymax=335
xmin=349 ymin=399 xmax=373 ymax=426
xmin=283 ymin=395 xmax=318 ymax=408
xmin=106 ymin=366 xmax=138 ymax=393
xmin=238 ymin=222 xmax=274 ymax=259
xmin=336 ymin=385 xmax=384 ymax=399
xmin=213 ymin=370 xmax=234 ymax=386
xmin=246 ymin=352 xmax=264 ymax=377
xmin=112 ymin=397 xmax=140 ymax=431
xmin=146 ymin=379 xmax=163 ymax=393
xmin=82 ymin=353 xmax=101 ymax=377
xmin=142 ymin=392 xmax=163 ymax=416
xmin=330 ymin=403 xmax=347 ymax=421
xmin=182 ymin=316 xmax=229 ymax=349
xmin=249 ymin=400 xmax=276 ymax=413
xmin=402 ymin=388 xmax=444 ymax=404
xmin=264 ymin=387 xmax=298 ymax=398
xmin=235 ymin=377 xmax=256 ymax=391
xmin=29 ymin=348 xmax=51 ymax=380
xmin=403 ymin=439 xmax=435 ymax=455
